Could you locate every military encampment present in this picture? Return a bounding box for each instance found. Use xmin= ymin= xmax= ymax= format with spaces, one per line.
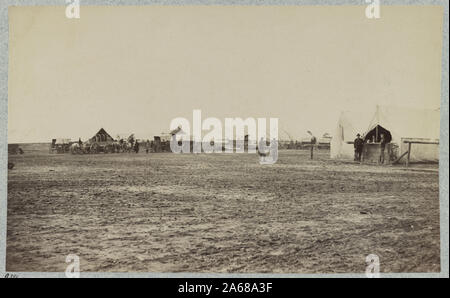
xmin=331 ymin=106 xmax=440 ymax=165
xmin=7 ymin=116 xmax=441 ymax=272
xmin=5 ymin=5 xmax=445 ymax=277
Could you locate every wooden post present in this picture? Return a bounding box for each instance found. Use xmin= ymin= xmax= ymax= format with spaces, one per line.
xmin=406 ymin=142 xmax=411 ymax=167
xmin=387 ymin=143 xmax=391 ymax=165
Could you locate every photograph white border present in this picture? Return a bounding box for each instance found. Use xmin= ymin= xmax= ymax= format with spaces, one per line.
xmin=0 ymin=0 xmax=447 ymax=278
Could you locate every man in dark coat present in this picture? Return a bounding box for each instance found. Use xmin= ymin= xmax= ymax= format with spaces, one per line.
xmin=379 ymin=133 xmax=387 ymax=164
xmin=307 ymin=131 xmax=317 ymax=160
xmin=145 ymin=140 xmax=151 ymax=154
xmin=134 ymin=140 xmax=140 ymax=153
xmin=354 ymin=133 xmax=364 ymax=162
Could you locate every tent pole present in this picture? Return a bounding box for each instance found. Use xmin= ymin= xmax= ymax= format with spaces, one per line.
xmin=376 ymin=105 xmax=379 ymax=142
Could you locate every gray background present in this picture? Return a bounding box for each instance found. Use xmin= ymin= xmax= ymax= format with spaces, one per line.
xmin=0 ymin=0 xmax=448 ymax=278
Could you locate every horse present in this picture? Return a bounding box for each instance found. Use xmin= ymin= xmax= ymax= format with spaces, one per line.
xmin=70 ymin=143 xmax=82 ymax=154
xmin=112 ymin=141 xmax=122 ymax=153
xmin=89 ymin=143 xmax=100 ymax=154
xmin=79 ymin=142 xmax=91 ymax=154
xmin=121 ymin=141 xmax=132 ymax=153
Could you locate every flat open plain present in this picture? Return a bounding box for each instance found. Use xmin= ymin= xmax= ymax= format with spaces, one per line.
xmin=6 ymin=146 xmax=440 ymax=273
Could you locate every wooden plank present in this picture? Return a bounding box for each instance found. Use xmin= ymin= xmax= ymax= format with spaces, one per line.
xmin=403 ymin=141 xmax=439 ymax=145
xmin=392 ymin=150 xmax=409 ymax=164
xmin=402 ymin=138 xmax=439 ymax=145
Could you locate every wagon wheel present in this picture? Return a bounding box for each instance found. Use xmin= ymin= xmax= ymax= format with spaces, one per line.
xmin=105 ymin=145 xmax=112 ymax=153
xmin=82 ymin=146 xmax=89 ymax=154
xmin=90 ymin=144 xmax=98 ymax=154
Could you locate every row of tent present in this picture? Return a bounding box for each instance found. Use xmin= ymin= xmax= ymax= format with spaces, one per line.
xmin=56 ymin=105 xmax=440 ymax=162
xmin=331 ymin=105 xmax=440 ymax=163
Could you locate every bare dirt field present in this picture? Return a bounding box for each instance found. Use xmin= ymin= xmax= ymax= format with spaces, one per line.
xmin=6 ymin=146 xmax=440 ymax=273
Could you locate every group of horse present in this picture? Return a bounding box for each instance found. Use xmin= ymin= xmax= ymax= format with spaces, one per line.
xmin=70 ymin=140 xmax=137 ymax=154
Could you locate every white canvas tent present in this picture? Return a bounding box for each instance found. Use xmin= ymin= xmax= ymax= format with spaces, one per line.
xmin=330 ymin=108 xmax=374 ymax=160
xmin=54 ymin=138 xmax=71 ymax=144
xmin=331 ymin=106 xmax=440 ymax=163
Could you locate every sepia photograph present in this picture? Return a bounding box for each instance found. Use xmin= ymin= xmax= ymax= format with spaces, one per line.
xmin=2 ymin=1 xmax=448 ymax=279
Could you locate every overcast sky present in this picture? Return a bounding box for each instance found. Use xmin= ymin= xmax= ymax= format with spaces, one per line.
xmin=8 ymin=5 xmax=443 ymax=143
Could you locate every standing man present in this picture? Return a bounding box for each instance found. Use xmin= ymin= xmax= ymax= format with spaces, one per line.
xmin=354 ymin=133 xmax=364 ymax=162
xmin=307 ymin=131 xmax=317 ymax=160
xmin=269 ymin=137 xmax=278 ymax=164
xmin=134 ymin=139 xmax=140 ymax=153
xmin=128 ymin=134 xmax=135 ymax=153
xmin=379 ymin=133 xmax=387 ymax=164
xmin=77 ymin=138 xmax=82 ymax=153
xmin=145 ymin=139 xmax=151 ymax=154
xmin=258 ymin=137 xmax=267 ymax=163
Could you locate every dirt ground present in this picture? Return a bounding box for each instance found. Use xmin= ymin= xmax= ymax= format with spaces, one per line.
xmin=6 ymin=146 xmax=440 ymax=273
